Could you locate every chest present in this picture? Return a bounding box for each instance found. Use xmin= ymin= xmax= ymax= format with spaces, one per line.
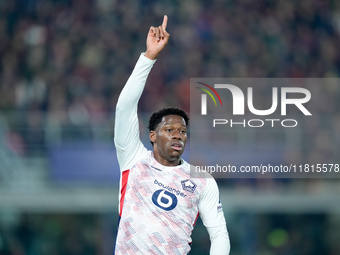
xmin=125 ymin=161 xmax=201 ymax=212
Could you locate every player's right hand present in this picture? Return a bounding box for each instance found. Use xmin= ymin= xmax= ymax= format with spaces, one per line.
xmin=145 ymin=15 xmax=170 ymax=60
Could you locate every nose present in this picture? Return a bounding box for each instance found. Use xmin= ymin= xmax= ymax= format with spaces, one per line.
xmin=172 ymin=130 xmax=181 ymax=139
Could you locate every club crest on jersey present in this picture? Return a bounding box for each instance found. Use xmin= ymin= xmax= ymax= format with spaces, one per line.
xmin=181 ymin=179 xmax=197 ymax=193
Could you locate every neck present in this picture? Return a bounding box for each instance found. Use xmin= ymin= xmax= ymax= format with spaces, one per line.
xmin=153 ymin=153 xmax=181 ymax=167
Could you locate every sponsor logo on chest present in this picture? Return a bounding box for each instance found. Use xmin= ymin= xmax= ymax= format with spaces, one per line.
xmin=153 ymin=179 xmax=187 ymax=198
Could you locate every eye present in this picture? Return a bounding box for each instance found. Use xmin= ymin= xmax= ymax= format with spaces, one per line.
xmin=166 ymin=129 xmax=172 ymax=132
xmin=180 ymin=130 xmax=187 ymax=134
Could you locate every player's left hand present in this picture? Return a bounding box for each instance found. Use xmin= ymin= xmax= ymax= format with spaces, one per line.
xmin=145 ymin=15 xmax=170 ymax=60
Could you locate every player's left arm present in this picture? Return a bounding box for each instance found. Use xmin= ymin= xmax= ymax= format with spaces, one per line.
xmin=198 ymin=178 xmax=230 ymax=254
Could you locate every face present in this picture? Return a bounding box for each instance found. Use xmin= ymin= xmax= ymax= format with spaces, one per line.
xmin=149 ymin=115 xmax=187 ymax=166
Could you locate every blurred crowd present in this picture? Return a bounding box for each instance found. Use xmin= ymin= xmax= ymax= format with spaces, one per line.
xmin=0 ymin=212 xmax=337 ymax=255
xmin=0 ymin=0 xmax=340 ymax=156
xmin=0 ymin=213 xmax=109 ymax=255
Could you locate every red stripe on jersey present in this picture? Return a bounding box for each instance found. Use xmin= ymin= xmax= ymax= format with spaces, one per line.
xmin=193 ymin=212 xmax=199 ymax=227
xmin=119 ymin=169 xmax=130 ymax=217
xmin=188 ymin=213 xmax=200 ymax=246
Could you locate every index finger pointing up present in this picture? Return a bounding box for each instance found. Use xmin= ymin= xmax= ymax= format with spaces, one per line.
xmin=162 ymin=15 xmax=168 ymax=30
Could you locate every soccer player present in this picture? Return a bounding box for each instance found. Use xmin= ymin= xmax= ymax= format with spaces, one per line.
xmin=114 ymin=15 xmax=230 ymax=254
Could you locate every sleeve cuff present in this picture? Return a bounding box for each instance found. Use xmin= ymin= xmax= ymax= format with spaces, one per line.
xmin=140 ymin=52 xmax=157 ymax=64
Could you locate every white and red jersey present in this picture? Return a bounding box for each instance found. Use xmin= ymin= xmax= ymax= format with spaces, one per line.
xmin=114 ymin=53 xmax=229 ymax=254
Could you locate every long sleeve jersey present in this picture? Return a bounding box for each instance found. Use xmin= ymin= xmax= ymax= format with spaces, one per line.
xmin=114 ymin=53 xmax=230 ymax=255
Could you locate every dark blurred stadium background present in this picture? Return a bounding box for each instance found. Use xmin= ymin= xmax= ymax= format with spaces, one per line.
xmin=1 ymin=0 xmax=340 ymax=254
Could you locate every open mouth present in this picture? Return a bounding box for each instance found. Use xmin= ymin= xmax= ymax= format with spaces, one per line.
xmin=170 ymin=142 xmax=182 ymax=151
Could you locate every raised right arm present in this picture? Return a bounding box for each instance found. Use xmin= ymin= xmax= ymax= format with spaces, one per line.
xmin=114 ymin=54 xmax=156 ymax=170
xmin=114 ymin=15 xmax=170 ymax=171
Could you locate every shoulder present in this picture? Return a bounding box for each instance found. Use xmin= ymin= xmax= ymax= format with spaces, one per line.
xmin=186 ymin=163 xmax=215 ymax=179
xmin=179 ymin=161 xmax=218 ymax=192
xmin=117 ymin=145 xmax=152 ymax=172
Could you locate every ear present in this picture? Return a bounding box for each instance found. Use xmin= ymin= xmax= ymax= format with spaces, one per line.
xmin=149 ymin=130 xmax=156 ymax=144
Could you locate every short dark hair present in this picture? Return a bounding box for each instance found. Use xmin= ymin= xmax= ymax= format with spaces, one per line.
xmin=148 ymin=107 xmax=189 ymax=132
